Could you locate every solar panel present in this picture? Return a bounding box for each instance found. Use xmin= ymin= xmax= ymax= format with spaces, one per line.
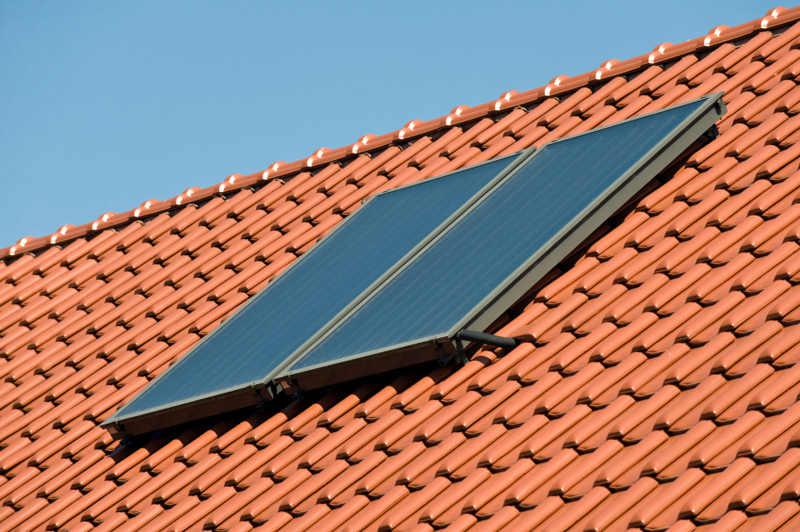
xmin=280 ymin=94 xmax=726 ymax=390
xmin=105 ymin=153 xmax=526 ymax=434
xmin=107 ymin=93 xmax=725 ymax=435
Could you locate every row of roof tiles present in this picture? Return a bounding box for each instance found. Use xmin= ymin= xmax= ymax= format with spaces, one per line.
xmin=4 ymin=6 xmax=800 ymax=259
xmin=5 ymin=7 xmax=800 ymax=532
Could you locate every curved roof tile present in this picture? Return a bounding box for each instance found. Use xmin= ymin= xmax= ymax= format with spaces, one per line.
xmin=4 ymin=7 xmax=800 ymax=532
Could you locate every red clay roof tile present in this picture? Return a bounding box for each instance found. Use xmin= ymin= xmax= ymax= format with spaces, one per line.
xmin=7 ymin=8 xmax=800 ymax=532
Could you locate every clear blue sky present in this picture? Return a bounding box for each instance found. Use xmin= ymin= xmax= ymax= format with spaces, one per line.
xmin=0 ymin=0 xmax=779 ymax=248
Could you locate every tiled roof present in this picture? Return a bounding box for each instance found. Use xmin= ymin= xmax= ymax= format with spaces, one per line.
xmin=4 ymin=6 xmax=800 ymax=532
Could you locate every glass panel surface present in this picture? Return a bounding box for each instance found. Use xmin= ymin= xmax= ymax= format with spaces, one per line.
xmin=290 ymin=99 xmax=704 ymax=374
xmin=112 ymin=156 xmax=515 ymax=421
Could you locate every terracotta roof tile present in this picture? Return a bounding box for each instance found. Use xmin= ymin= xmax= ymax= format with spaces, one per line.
xmin=8 ymin=8 xmax=800 ymax=531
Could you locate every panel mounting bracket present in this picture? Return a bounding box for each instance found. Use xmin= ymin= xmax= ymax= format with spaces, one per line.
xmin=453 ymin=337 xmax=469 ymax=367
xmin=435 ymin=336 xmax=464 ymax=367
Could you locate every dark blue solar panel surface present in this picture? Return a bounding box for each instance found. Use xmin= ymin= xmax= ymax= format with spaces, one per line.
xmin=289 ymin=99 xmax=704 ymax=374
xmin=112 ymin=156 xmax=515 ymax=421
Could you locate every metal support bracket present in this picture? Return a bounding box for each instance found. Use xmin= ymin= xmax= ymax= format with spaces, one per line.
xmin=454 ymin=337 xmax=469 ymax=367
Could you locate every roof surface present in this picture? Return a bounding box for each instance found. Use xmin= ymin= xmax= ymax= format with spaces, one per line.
xmin=3 ymin=7 xmax=800 ymax=532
